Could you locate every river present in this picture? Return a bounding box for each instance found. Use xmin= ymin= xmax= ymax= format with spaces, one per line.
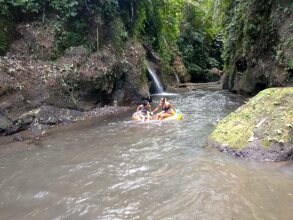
xmin=0 ymin=89 xmax=292 ymax=219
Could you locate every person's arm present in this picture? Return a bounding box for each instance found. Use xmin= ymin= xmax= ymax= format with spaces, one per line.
xmin=152 ymin=105 xmax=160 ymax=114
xmin=148 ymin=105 xmax=152 ymax=112
xmin=170 ymin=104 xmax=176 ymax=111
xmin=147 ymin=112 xmax=151 ymax=121
xmin=136 ymin=105 xmax=142 ymax=112
xmin=165 ymin=101 xmax=176 ymax=111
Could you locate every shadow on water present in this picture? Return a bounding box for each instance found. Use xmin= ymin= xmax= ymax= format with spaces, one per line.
xmin=0 ymin=90 xmax=292 ymax=220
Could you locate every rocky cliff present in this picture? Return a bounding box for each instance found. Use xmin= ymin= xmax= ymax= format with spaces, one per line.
xmin=222 ymin=0 xmax=293 ymax=95
xmin=0 ymin=21 xmax=149 ymax=136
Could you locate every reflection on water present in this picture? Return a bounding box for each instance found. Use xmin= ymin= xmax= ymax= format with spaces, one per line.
xmin=0 ymin=90 xmax=292 ymax=220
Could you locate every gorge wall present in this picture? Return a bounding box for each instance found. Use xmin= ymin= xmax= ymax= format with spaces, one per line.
xmin=222 ymin=0 xmax=293 ymax=95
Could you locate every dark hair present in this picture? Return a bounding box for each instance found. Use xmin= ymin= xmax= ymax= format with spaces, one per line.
xmin=142 ymin=97 xmax=152 ymax=105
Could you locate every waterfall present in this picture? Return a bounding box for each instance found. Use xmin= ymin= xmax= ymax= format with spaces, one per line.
xmin=146 ymin=61 xmax=164 ymax=94
xmin=175 ymin=74 xmax=180 ymax=84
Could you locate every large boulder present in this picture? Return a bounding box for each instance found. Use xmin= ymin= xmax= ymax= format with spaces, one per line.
xmin=208 ymin=87 xmax=293 ymax=161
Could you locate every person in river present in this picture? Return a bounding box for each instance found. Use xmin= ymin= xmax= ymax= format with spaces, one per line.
xmin=152 ymin=98 xmax=176 ymax=120
xmin=132 ymin=100 xmax=152 ymax=121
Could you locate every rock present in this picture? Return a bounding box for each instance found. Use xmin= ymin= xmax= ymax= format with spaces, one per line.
xmin=222 ymin=2 xmax=292 ymax=95
xmin=63 ymin=46 xmax=89 ymax=59
xmin=143 ymin=44 xmax=161 ymax=63
xmin=177 ymin=84 xmax=187 ymax=88
xmin=13 ymin=134 xmax=23 ymax=141
xmin=28 ymin=122 xmax=49 ymax=138
xmin=172 ymin=55 xmax=189 ymax=83
xmin=113 ymin=89 xmax=125 ymax=106
xmin=208 ymin=88 xmax=293 ymax=161
xmin=0 ymin=21 xmax=149 ymax=138
xmin=0 ymin=116 xmax=12 ymax=133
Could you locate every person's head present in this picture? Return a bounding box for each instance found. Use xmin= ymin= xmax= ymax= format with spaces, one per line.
xmin=159 ymin=98 xmax=166 ymax=105
xmin=143 ymin=101 xmax=150 ymax=107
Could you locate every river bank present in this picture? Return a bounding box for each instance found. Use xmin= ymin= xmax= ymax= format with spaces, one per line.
xmin=173 ymin=81 xmax=222 ymax=92
xmin=0 ymin=105 xmax=131 ymax=145
xmin=0 ymin=22 xmax=150 ymax=141
xmin=0 ymin=82 xmax=221 ymax=144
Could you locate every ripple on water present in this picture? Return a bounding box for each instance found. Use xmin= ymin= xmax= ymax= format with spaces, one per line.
xmin=0 ymin=90 xmax=292 ymax=220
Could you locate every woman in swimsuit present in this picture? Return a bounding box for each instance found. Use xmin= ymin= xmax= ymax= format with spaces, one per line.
xmin=152 ymin=98 xmax=176 ymax=120
xmin=133 ymin=101 xmax=152 ymax=121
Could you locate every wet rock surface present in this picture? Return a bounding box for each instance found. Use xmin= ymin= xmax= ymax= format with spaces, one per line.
xmin=208 ymin=88 xmax=293 ymax=161
xmin=0 ymin=105 xmax=130 ymax=140
xmin=209 ymin=140 xmax=293 ymax=161
xmin=0 ymin=116 xmax=12 ymax=132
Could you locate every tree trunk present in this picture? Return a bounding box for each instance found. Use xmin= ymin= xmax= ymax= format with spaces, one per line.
xmin=96 ymin=26 xmax=99 ymax=52
xmin=95 ymin=16 xmax=99 ymax=58
xmin=131 ymin=2 xmax=134 ymax=21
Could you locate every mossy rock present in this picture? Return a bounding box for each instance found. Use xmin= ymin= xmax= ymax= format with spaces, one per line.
xmin=0 ymin=116 xmax=12 ymax=133
xmin=209 ymin=87 xmax=293 ymax=161
xmin=0 ymin=18 xmax=15 ymax=56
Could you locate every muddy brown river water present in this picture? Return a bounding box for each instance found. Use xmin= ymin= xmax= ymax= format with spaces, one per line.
xmin=0 ymin=90 xmax=292 ymax=219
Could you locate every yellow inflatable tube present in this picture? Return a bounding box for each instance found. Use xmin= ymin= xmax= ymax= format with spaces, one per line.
xmin=132 ymin=109 xmax=183 ymax=122
xmin=163 ymin=109 xmax=183 ymax=121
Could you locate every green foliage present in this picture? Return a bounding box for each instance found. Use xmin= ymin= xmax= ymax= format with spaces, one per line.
xmin=221 ymin=0 xmax=247 ymax=67
xmin=1 ymin=0 xmax=225 ymax=81
xmin=219 ymin=0 xmax=287 ymax=73
xmin=0 ymin=0 xmax=42 ymax=16
xmin=50 ymin=0 xmax=80 ymax=19
xmin=52 ymin=18 xmax=94 ymax=58
xmin=0 ymin=17 xmax=15 ymax=55
xmin=177 ymin=2 xmax=222 ymax=81
xmin=288 ymin=59 xmax=293 ymax=69
xmin=108 ymin=18 xmax=128 ymax=52
xmin=131 ymin=2 xmax=147 ymax=38
xmin=11 ymin=0 xmax=41 ymax=13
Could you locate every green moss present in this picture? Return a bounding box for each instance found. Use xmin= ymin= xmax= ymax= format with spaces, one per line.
xmin=210 ymin=88 xmax=293 ymax=150
xmin=289 ymin=38 xmax=293 ymax=49
xmin=210 ymin=111 xmax=254 ymax=149
xmin=288 ymin=58 xmax=293 ymax=69
xmin=130 ymin=58 xmax=147 ymax=91
xmin=108 ymin=18 xmax=128 ymax=53
xmin=0 ymin=17 xmax=15 ymax=56
xmin=222 ymin=0 xmax=284 ymax=80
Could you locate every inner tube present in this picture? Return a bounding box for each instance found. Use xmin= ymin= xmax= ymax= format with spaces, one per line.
xmin=132 ymin=109 xmax=183 ymax=122
xmin=163 ymin=109 xmax=183 ymax=121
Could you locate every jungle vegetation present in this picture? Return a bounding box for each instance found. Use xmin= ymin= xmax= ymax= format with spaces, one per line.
xmin=0 ymin=0 xmax=292 ymax=82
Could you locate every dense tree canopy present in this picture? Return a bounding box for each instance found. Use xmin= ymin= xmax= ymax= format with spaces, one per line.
xmin=1 ymin=0 xmax=290 ymax=83
xmin=1 ymin=0 xmax=227 ymax=81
